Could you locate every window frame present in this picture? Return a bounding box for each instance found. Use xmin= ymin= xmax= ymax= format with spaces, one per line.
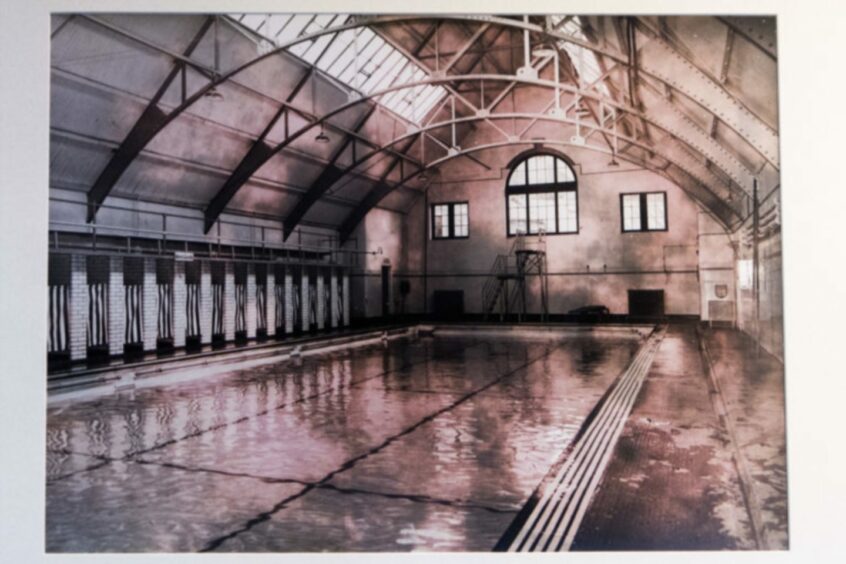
xmin=619 ymin=191 xmax=668 ymax=233
xmin=505 ymin=154 xmax=579 ymax=237
xmin=430 ymin=201 xmax=470 ymax=240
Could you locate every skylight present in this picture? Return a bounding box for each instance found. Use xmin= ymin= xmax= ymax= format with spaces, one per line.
xmin=229 ymin=14 xmax=447 ymax=124
xmin=549 ymin=16 xmax=610 ymax=97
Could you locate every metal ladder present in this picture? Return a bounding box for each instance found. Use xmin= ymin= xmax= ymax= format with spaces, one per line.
xmin=482 ymin=233 xmax=549 ymax=322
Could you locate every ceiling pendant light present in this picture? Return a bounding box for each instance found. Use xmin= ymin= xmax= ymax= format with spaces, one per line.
xmin=315 ymin=123 xmax=330 ymax=144
xmin=204 ymin=86 xmax=224 ymax=100
xmin=204 ymin=16 xmax=224 ymax=101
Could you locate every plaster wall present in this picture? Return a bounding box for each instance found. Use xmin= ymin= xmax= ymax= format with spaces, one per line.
xmin=399 ymin=142 xmax=731 ymax=317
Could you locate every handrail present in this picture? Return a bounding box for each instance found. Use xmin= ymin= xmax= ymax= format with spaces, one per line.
xmin=481 ymin=254 xmax=507 ymax=314
xmin=47 ymin=221 xmax=351 ymax=267
xmin=482 ymin=232 xmax=549 ymax=316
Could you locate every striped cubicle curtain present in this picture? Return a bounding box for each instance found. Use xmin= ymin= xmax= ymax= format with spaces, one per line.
xmin=309 ymin=281 xmax=317 ymax=327
xmin=324 ymin=277 xmax=332 ymax=326
xmin=157 ymin=282 xmax=173 ymax=340
xmin=186 ymin=283 xmax=201 ymax=338
xmin=336 ymin=278 xmax=344 ymax=326
xmin=291 ymin=280 xmax=300 ymax=329
xmin=212 ymin=283 xmax=224 ymax=336
xmin=48 ymin=284 xmax=70 ymax=353
xmin=275 ymin=282 xmax=285 ymax=332
xmin=124 ymin=284 xmax=143 ymax=345
xmin=256 ymin=284 xmax=267 ymax=331
xmin=87 ymin=283 xmax=108 ymax=347
xmin=234 ymin=283 xmax=246 ymax=333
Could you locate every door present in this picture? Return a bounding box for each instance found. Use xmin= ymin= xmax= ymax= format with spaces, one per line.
xmin=628 ymin=290 xmax=665 ymax=317
xmin=381 ymin=264 xmax=391 ymax=318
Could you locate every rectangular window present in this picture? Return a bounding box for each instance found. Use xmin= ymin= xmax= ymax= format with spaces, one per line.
xmin=432 ymin=204 xmax=450 ymax=238
xmin=508 ymin=194 xmax=528 ymax=235
xmin=621 ymin=192 xmax=667 ymax=232
xmin=453 ymin=203 xmax=469 ymax=237
xmin=431 ymin=202 xmax=469 ymax=239
xmin=646 ymin=193 xmax=666 ymax=230
xmin=508 ymin=189 xmax=578 ymax=236
xmin=557 ymin=191 xmax=578 ymax=233
xmin=528 ymin=192 xmax=556 ymax=234
xmin=622 ymin=194 xmax=642 ymax=232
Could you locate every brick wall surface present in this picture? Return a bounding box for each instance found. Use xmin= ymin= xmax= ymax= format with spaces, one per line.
xmin=200 ymin=261 xmax=212 ymax=344
xmin=69 ymin=255 xmax=88 ymax=360
xmin=285 ymin=272 xmax=294 ymax=334
xmin=224 ymin=262 xmax=235 ymax=340
xmin=173 ymin=261 xmax=187 ymax=347
xmin=246 ymin=264 xmax=257 ymax=338
xmin=108 ymin=256 xmax=124 ymax=356
xmin=266 ymin=270 xmax=276 ymax=337
xmin=143 ymin=258 xmax=157 ymax=351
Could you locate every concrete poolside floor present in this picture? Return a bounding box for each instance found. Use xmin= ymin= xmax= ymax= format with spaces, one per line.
xmin=571 ymin=324 xmax=787 ymax=550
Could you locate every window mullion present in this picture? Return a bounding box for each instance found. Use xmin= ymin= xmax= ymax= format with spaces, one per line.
xmin=554 ymin=191 xmax=560 ymax=234
xmin=521 ymin=194 xmax=528 ymax=235
xmin=640 ymin=194 xmax=648 ymax=231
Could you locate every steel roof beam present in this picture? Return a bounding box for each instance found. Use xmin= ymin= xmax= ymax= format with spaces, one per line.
xmin=279 ymin=105 xmax=379 ymax=240
xmin=77 ymin=14 xmax=777 ymax=224
xmin=280 ymin=23 xmax=439 ymax=240
xmin=203 ymin=66 xmax=315 ymax=232
xmin=337 ymin=136 xmax=739 ymax=242
xmin=85 ymin=16 xmax=215 ymax=222
xmin=349 ymin=110 xmax=742 ymax=207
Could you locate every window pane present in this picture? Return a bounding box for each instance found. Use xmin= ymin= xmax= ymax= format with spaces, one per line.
xmin=527 ymin=155 xmax=555 ymax=185
xmin=453 ymin=203 xmax=469 ymax=237
xmin=646 ymin=193 xmax=666 ymax=230
xmin=508 ymin=194 xmax=527 ymax=235
xmin=509 ymin=162 xmax=526 ymax=186
xmin=738 ymin=259 xmax=753 ymax=290
xmin=557 ymin=191 xmax=577 ymax=233
xmin=622 ymin=194 xmax=641 ymax=231
xmin=433 ymin=204 xmax=450 ymax=238
xmin=528 ymin=193 xmax=556 ymax=234
xmin=556 ymin=159 xmax=575 ymax=182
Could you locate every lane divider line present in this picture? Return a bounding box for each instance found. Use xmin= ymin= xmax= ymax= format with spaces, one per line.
xmin=504 ymin=326 xmax=666 ymax=552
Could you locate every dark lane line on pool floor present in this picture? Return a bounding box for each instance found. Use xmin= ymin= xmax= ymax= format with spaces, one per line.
xmin=50 ymin=449 xmax=517 ymax=516
xmin=199 ymin=343 xmax=558 ymax=552
xmin=45 ymin=339 xmax=488 ymax=484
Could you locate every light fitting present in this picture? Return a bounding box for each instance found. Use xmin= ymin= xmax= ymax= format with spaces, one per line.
xmin=315 ymin=125 xmax=330 ymax=144
xmin=204 ymin=86 xmax=224 ymax=100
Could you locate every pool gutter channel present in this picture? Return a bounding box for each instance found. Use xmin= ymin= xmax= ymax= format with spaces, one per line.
xmin=697 ymin=326 xmax=767 ymax=550
xmin=47 ymin=323 xmax=653 ymax=402
xmin=497 ymin=325 xmax=666 ymax=552
xmin=47 ymin=327 xmax=415 ymax=403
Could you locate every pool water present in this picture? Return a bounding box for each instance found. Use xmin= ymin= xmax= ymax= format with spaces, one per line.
xmin=46 ymin=332 xmax=642 ymax=552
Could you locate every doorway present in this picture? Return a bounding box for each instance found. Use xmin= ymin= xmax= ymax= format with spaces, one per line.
xmin=381 ymin=263 xmax=391 ymax=318
xmin=628 ymin=290 xmax=665 ymax=317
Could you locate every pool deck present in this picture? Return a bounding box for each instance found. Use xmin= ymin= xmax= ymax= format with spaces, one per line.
xmin=570 ymin=324 xmax=787 ymax=550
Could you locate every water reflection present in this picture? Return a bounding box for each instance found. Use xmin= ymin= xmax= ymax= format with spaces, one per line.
xmin=47 ymin=333 xmax=642 ymax=552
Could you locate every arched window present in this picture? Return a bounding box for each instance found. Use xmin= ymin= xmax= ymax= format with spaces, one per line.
xmin=506 ymin=154 xmax=578 ymax=236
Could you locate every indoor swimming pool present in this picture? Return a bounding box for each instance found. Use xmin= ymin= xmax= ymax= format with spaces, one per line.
xmin=46 ymin=327 xmax=648 ymax=552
